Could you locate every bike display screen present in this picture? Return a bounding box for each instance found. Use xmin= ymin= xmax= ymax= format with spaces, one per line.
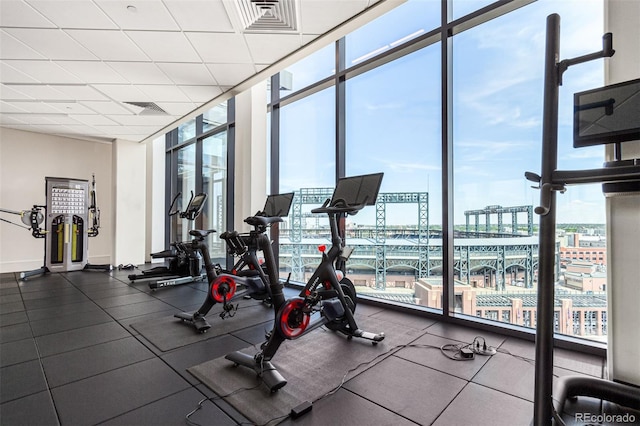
xmin=331 ymin=172 xmax=383 ymax=207
xmin=263 ymin=192 xmax=294 ymax=217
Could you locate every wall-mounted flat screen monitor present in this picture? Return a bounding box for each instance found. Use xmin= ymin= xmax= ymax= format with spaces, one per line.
xmin=263 ymin=192 xmax=294 ymax=217
xmin=574 ymin=77 xmax=640 ymax=148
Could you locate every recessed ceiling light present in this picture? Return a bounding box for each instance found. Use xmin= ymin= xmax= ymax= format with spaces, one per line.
xmin=127 ymin=5 xmax=137 ymax=12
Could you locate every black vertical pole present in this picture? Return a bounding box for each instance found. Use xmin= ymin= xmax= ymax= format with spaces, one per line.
xmin=534 ymin=13 xmax=560 ymax=426
xmin=269 ymin=74 xmax=281 ymax=267
xmin=441 ymin=0 xmax=454 ymax=318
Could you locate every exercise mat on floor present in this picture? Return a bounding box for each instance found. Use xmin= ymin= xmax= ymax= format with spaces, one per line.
xmin=188 ymin=314 xmax=426 ymax=425
xmin=130 ymin=301 xmax=274 ymax=352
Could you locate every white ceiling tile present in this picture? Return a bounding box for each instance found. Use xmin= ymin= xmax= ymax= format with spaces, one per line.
xmin=164 ymin=0 xmax=234 ymax=32
xmin=125 ymin=125 xmax=168 ymax=135
xmin=137 ymin=84 xmax=191 ymax=102
xmin=92 ymin=84 xmax=151 ymax=102
xmin=0 ymin=0 xmax=56 ymax=28
xmin=3 ymin=113 xmax=66 ymax=125
xmin=153 ymin=102 xmax=196 ymax=116
xmin=66 ymin=30 xmax=149 ymax=61
xmin=108 ymin=114 xmax=174 ymax=126
xmin=0 ymin=62 xmax=40 ymax=84
xmin=0 ymin=115 xmax=28 ymax=125
xmin=0 ymin=29 xmax=47 ymax=60
xmin=178 ymin=85 xmax=223 ymax=103
xmin=27 ymin=1 xmax=118 ymax=29
xmin=186 ymin=33 xmax=252 ymax=63
xmin=41 ymin=114 xmax=84 ymax=125
xmin=56 ymin=124 xmax=110 ymax=138
xmin=0 ymin=0 xmax=380 ymax=143
xmin=2 ymin=100 xmax=63 ymax=114
xmin=244 ymin=33 xmax=302 ymax=63
xmin=299 ymin=1 xmax=369 ymax=35
xmin=52 ymin=85 xmax=110 ymax=101
xmin=3 ymin=28 xmax=98 ymax=60
xmin=95 ymin=1 xmax=179 ymax=31
xmin=157 ymin=63 xmax=216 ymax=85
xmin=206 ymin=63 xmax=255 ymax=86
xmin=59 ymin=128 xmax=103 ymax=138
xmin=68 ymin=114 xmax=118 ymax=125
xmin=106 ymin=62 xmax=172 ymax=84
xmin=0 ymin=84 xmax=35 ymax=100
xmin=3 ymin=124 xmax=53 ymax=134
xmin=301 ymin=34 xmax=320 ymax=45
xmin=54 ymin=61 xmax=128 ymax=84
xmin=46 ymin=101 xmax=95 ymax=114
xmin=0 ymin=100 xmax=29 ymax=113
xmin=125 ymin=31 xmax=202 ymax=62
xmin=6 ymin=84 xmax=70 ymax=100
xmin=80 ymin=100 xmax=135 ymax=115
xmin=93 ymin=124 xmax=133 ymax=134
xmin=3 ymin=60 xmax=83 ymax=84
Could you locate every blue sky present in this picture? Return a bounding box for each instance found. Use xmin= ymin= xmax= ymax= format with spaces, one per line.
xmin=279 ymin=0 xmax=607 ymax=226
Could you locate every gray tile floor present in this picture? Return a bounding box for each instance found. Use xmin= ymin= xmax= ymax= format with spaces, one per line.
xmin=0 ymin=268 xmax=624 ymax=425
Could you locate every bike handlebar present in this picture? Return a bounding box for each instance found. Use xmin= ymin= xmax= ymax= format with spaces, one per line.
xmin=310 ymin=198 xmax=367 ymax=215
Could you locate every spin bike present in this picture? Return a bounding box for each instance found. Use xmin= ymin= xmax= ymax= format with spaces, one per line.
xmin=129 ymin=192 xmax=207 ymax=290
xmin=174 ymin=193 xmax=294 ymax=333
xmin=225 ymin=173 xmax=386 ymax=392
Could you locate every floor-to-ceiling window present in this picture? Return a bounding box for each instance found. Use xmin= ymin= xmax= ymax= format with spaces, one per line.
xmin=269 ymin=0 xmax=608 ymax=344
xmin=278 ymin=85 xmax=336 ymax=282
xmin=202 ymin=132 xmax=227 ymax=262
xmin=452 ymin=0 xmax=605 ymax=340
xmin=174 ymin=143 xmax=196 ymax=244
xmin=165 ymin=100 xmax=233 ymax=265
xmin=345 ymin=45 xmax=442 ymax=307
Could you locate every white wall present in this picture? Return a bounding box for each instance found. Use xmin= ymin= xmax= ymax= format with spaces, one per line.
xmin=604 ymin=0 xmax=640 ymax=386
xmin=112 ymin=139 xmax=146 ymax=266
xmin=0 ymin=128 xmax=113 ymax=273
xmin=146 ymin=135 xmax=166 ymax=261
xmin=234 ymin=81 xmax=269 ymax=231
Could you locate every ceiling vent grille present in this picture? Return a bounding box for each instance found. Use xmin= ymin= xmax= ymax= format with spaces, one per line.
xmin=236 ymin=0 xmax=297 ymax=33
xmin=123 ymin=101 xmax=168 ymax=116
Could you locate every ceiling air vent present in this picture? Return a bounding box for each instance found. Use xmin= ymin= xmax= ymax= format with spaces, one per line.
xmin=123 ymin=101 xmax=168 ymax=116
xmin=237 ymin=0 xmax=297 ymax=33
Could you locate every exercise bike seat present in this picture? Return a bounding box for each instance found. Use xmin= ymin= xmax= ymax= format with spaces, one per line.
xmin=150 ymin=248 xmax=176 ymax=259
xmin=189 ymin=229 xmax=216 ymax=240
xmin=245 ymin=215 xmax=283 ymax=227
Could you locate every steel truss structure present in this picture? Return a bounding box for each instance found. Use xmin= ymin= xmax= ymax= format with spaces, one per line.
xmin=465 ymin=204 xmax=534 ymax=236
xmin=280 ymin=189 xmax=546 ymax=290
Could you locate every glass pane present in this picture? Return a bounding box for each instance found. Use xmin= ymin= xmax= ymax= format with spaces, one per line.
xmin=452 ymin=0 xmax=606 ymax=341
xmin=346 ymin=0 xmax=440 ymax=67
xmin=279 ymin=87 xmax=335 ymax=192
xmin=345 ymin=45 xmax=442 ymax=310
xmin=203 ymin=101 xmax=228 ymax=133
xmin=452 ymin=0 xmax=495 ymax=21
xmin=178 ymin=118 xmax=196 ymax=143
xmin=202 ymin=132 xmax=228 ymax=265
xmin=174 ymin=143 xmax=196 ymax=243
xmin=280 ymin=43 xmax=335 ymax=95
xmin=278 ymin=87 xmax=336 ymax=282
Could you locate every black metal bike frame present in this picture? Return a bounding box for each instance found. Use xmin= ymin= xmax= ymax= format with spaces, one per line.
xmin=260 ymin=210 xmax=353 ymax=361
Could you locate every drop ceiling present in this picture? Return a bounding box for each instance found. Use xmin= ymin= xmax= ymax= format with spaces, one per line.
xmin=0 ymin=0 xmax=392 ymax=143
